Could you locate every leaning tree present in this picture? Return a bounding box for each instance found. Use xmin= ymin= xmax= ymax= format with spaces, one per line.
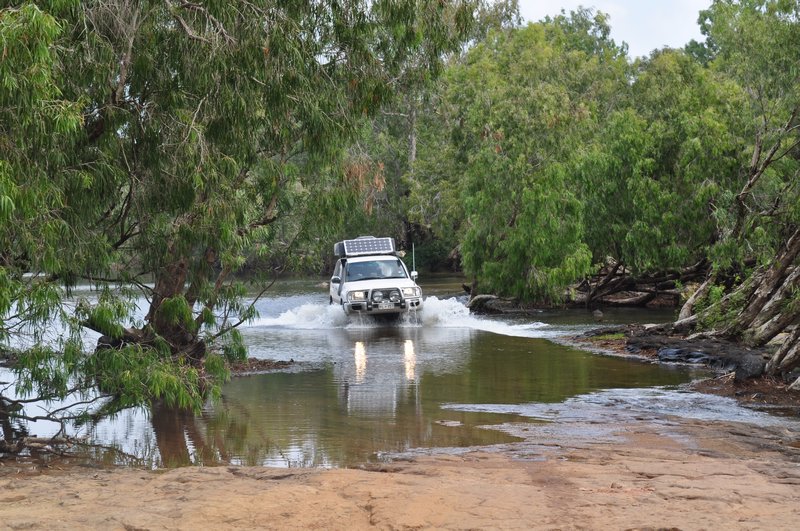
xmin=674 ymin=0 xmax=800 ymax=384
xmin=0 ymin=0 xmax=473 ymax=430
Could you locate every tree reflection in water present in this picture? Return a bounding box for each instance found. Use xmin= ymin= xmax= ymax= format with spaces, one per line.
xmin=151 ymin=402 xmax=206 ymax=467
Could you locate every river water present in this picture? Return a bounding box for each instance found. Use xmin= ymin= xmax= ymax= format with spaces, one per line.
xmin=6 ymin=278 xmax=794 ymax=468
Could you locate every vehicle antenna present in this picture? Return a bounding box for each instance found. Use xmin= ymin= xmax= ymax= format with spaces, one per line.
xmin=412 ymin=242 xmax=416 ymax=272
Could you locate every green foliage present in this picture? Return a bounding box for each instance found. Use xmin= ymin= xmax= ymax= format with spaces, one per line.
xmin=576 ymin=49 xmax=748 ymax=274
xmin=408 ymin=0 xmax=798 ymax=321
xmin=410 ymin=10 xmax=627 ymax=300
xmin=0 ymin=3 xmax=83 ymax=343
xmin=684 ymin=0 xmax=800 ymax=341
xmin=409 ymin=239 xmax=457 ymax=271
xmin=73 ymin=287 xmax=135 ymax=340
xmin=11 ymin=330 xmax=231 ymax=417
xmin=1 ymin=1 xmax=474 ymax=424
xmin=221 ymin=329 xmax=247 ymax=364
xmin=13 ymin=344 xmax=78 ymax=402
xmin=158 ymin=297 xmax=196 ymax=332
xmin=86 ymin=344 xmax=204 ymax=411
xmin=695 ymin=283 xmax=747 ymax=330
xmin=472 ymin=0 xmax=522 ymax=41
xmin=701 ymin=0 xmax=800 ymax=266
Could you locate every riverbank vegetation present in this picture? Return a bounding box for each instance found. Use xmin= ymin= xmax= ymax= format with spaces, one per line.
xmin=2 ymin=0 xmax=799 ymax=441
xmin=383 ymin=0 xmax=800 ymax=387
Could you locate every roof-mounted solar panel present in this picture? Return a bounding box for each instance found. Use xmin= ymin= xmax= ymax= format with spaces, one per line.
xmin=334 ymin=236 xmax=396 ymax=257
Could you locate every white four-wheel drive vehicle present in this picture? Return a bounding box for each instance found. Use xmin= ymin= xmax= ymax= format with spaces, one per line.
xmin=329 ymin=236 xmax=423 ymax=317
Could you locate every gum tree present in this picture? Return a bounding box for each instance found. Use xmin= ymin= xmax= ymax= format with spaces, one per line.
xmin=337 ymin=0 xmax=520 ymax=258
xmin=0 ymin=0 xmax=473 ymax=430
xmin=409 ymin=9 xmax=629 ymax=300
xmin=573 ymin=49 xmax=749 ymax=304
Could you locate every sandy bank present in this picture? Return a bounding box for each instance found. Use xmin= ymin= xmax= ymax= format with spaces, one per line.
xmin=2 ymin=411 xmax=799 ymax=530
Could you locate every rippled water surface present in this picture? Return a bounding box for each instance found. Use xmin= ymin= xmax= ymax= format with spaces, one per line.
xmin=5 ymin=278 xmax=745 ymax=468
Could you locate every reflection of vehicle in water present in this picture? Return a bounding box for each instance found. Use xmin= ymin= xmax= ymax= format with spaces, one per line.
xmin=339 ymin=336 xmax=419 ymax=416
xmin=329 ymin=236 xmax=423 ymax=317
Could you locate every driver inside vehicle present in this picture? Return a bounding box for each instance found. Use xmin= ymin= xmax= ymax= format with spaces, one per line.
xmin=347 ymin=260 xmax=407 ymax=281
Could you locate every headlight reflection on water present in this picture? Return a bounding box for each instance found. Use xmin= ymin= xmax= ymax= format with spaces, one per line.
xmin=354 ymin=341 xmax=367 ymax=383
xmin=404 ymin=339 xmax=416 ymax=381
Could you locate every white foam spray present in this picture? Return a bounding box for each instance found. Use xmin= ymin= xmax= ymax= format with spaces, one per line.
xmin=251 ymin=303 xmax=350 ymax=329
xmin=248 ymin=296 xmax=558 ymax=339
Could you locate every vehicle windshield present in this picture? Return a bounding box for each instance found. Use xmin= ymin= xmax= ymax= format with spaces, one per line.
xmin=345 ymin=259 xmax=407 ymax=281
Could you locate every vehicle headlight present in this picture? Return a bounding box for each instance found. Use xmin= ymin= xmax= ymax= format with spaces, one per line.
xmin=402 ymin=287 xmax=420 ymax=297
xmin=389 ymin=290 xmax=401 ymax=303
xmin=348 ymin=291 xmax=367 ymax=301
xmin=372 ymin=290 xmax=384 ymax=302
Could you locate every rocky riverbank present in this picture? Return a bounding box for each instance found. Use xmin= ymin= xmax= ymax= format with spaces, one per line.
xmin=565 ymin=326 xmax=800 ymax=413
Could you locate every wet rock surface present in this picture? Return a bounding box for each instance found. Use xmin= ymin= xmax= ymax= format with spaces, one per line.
xmin=625 ymin=334 xmax=769 ymax=380
xmin=573 ymin=325 xmax=772 ymax=381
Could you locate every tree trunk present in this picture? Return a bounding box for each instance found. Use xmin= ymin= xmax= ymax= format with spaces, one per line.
xmin=408 ymin=104 xmax=417 ymax=168
xmin=678 ymin=275 xmax=713 ymax=320
xmin=765 ymin=324 xmax=800 ymax=375
xmin=85 ymin=249 xmax=210 ymax=364
xmin=599 ymin=291 xmax=657 ymax=307
xmin=144 ymin=254 xmax=200 ymax=352
xmin=726 ymin=227 xmax=800 ymax=338
xmin=683 ymin=226 xmax=800 ymax=378
xmin=746 ymin=266 xmax=800 ymax=345
xmin=586 ymin=261 xmax=621 ymax=306
xmin=146 ymin=256 xmax=188 ymax=322
xmin=577 ymin=260 xmax=706 ymax=309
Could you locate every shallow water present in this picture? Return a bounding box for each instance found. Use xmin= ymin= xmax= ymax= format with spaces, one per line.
xmin=4 ymin=278 xmax=775 ymax=468
xmin=88 ymin=279 xmax=713 ymax=467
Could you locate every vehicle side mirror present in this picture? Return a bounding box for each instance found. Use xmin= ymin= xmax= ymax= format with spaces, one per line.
xmin=410 ymin=271 xmax=418 ymax=281
xmin=331 ymin=276 xmax=341 ymax=284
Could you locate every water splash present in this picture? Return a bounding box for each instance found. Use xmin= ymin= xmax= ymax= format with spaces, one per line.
xmin=422 ymin=297 xmax=553 ymax=337
xmin=248 ymin=295 xmax=558 ymax=339
xmin=251 ymin=303 xmax=350 ymax=329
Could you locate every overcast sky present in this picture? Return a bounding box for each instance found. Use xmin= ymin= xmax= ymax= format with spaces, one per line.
xmin=518 ymin=1 xmax=710 ymax=58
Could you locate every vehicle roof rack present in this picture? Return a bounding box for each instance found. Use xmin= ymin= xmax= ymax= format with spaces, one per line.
xmin=334 ymin=236 xmax=396 ymax=257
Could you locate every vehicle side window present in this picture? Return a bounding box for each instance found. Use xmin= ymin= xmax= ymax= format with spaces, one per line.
xmin=333 ymin=260 xmax=342 ymax=279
